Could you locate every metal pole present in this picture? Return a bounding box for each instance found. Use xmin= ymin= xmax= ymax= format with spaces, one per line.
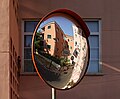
xmin=51 ymin=88 xmax=56 ymax=99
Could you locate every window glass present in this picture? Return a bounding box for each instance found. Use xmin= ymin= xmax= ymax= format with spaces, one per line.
xmin=47 ymin=45 xmax=51 ymax=49
xmin=24 ymin=35 xmax=32 ymax=47
xmin=75 ymin=42 xmax=77 ymax=46
xmin=47 ymin=35 xmax=51 ymax=39
xmin=90 ymin=48 xmax=99 ymax=59
xmin=23 ymin=21 xmax=39 ymax=72
xmin=85 ymin=20 xmax=100 ymax=73
xmin=24 ymin=48 xmax=31 ymax=59
xmin=48 ymin=25 xmax=51 ymax=29
xmin=88 ymin=36 xmax=99 ymax=48
xmin=87 ymin=60 xmax=99 ymax=73
xmin=24 ymin=21 xmax=38 ymax=32
xmin=24 ymin=60 xmax=34 ymax=72
xmin=85 ymin=21 xmax=99 ymax=32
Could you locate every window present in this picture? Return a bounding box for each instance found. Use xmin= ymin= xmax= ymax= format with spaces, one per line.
xmin=22 ymin=20 xmax=39 ymax=72
xmin=75 ymin=42 xmax=77 ymax=46
xmin=56 ymin=28 xmax=59 ymax=32
xmin=48 ymin=25 xmax=51 ymax=29
xmin=24 ymin=21 xmax=38 ymax=32
xmin=47 ymin=45 xmax=51 ymax=49
xmin=75 ymin=34 xmax=77 ymax=37
xmin=47 ymin=35 xmax=51 ymax=39
xmin=70 ymin=46 xmax=72 ymax=49
xmin=85 ymin=20 xmax=101 ymax=74
xmin=22 ymin=20 xmax=101 ymax=74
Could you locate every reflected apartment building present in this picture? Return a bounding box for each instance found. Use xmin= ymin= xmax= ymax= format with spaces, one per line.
xmin=39 ymin=21 xmax=68 ymax=58
xmin=0 ymin=0 xmax=120 ymax=99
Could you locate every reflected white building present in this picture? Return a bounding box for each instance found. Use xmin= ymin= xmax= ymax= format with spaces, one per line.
xmin=66 ymin=24 xmax=86 ymax=85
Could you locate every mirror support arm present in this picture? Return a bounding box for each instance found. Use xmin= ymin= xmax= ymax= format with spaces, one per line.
xmin=51 ymin=88 xmax=56 ymax=99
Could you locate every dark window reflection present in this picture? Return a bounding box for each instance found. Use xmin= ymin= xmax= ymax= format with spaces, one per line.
xmin=24 ymin=48 xmax=31 ymax=59
xmin=24 ymin=35 xmax=32 ymax=47
xmin=48 ymin=25 xmax=51 ymax=29
xmin=47 ymin=35 xmax=51 ymax=39
xmin=24 ymin=21 xmax=39 ymax=32
xmin=47 ymin=45 xmax=51 ymax=49
xmin=24 ymin=60 xmax=35 ymax=72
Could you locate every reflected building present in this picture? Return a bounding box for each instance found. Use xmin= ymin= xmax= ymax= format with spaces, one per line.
xmin=39 ymin=22 xmax=69 ymax=58
xmin=65 ymin=24 xmax=86 ymax=85
xmin=72 ymin=24 xmax=83 ymax=62
xmin=38 ymin=21 xmax=67 ymax=58
xmin=65 ymin=35 xmax=74 ymax=62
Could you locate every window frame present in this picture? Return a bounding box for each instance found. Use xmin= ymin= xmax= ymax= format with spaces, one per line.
xmin=21 ymin=20 xmax=39 ymax=74
xmin=84 ymin=19 xmax=102 ymax=74
xmin=21 ymin=19 xmax=102 ymax=74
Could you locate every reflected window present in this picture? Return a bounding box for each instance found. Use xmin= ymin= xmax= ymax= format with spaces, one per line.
xmin=85 ymin=20 xmax=101 ymax=73
xmin=47 ymin=35 xmax=51 ymax=39
xmin=75 ymin=42 xmax=77 ymax=46
xmin=75 ymin=34 xmax=77 ymax=37
xmin=47 ymin=45 xmax=51 ymax=49
xmin=56 ymin=28 xmax=59 ymax=32
xmin=70 ymin=46 xmax=72 ymax=49
xmin=24 ymin=21 xmax=38 ymax=32
xmin=48 ymin=25 xmax=51 ymax=29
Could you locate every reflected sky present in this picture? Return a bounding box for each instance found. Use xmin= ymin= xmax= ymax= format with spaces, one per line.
xmin=37 ymin=16 xmax=74 ymax=36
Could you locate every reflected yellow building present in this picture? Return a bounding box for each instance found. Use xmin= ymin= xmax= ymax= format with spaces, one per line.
xmin=65 ymin=35 xmax=74 ymax=55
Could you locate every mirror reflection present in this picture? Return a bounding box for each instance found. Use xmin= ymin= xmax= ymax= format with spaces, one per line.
xmin=33 ymin=14 xmax=89 ymax=89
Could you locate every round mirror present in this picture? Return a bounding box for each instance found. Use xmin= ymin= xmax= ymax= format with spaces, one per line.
xmin=32 ymin=9 xmax=90 ymax=90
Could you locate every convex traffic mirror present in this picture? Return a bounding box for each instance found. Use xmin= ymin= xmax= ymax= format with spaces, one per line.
xmin=32 ymin=9 xmax=90 ymax=90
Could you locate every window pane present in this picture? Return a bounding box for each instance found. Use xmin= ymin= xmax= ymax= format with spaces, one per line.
xmin=24 ymin=48 xmax=31 ymax=59
xmin=87 ymin=60 xmax=99 ymax=73
xmin=48 ymin=25 xmax=51 ymax=29
xmin=47 ymin=35 xmax=51 ymax=39
xmin=24 ymin=35 xmax=32 ymax=47
xmin=90 ymin=48 xmax=99 ymax=59
xmin=88 ymin=35 xmax=100 ymax=73
xmin=89 ymin=35 xmax=99 ymax=48
xmin=24 ymin=60 xmax=34 ymax=72
xmin=24 ymin=21 xmax=38 ymax=32
xmin=47 ymin=45 xmax=51 ymax=49
xmin=85 ymin=21 xmax=99 ymax=32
